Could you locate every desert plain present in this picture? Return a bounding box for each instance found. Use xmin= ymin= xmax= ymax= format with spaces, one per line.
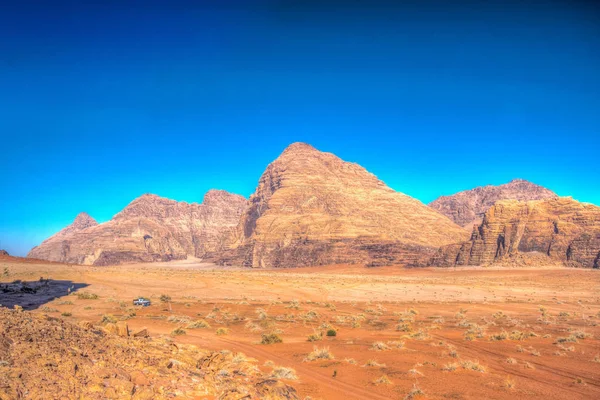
xmin=2 ymin=255 xmax=599 ymax=400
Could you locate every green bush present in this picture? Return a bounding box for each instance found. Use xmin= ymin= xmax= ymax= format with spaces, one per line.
xmin=326 ymin=329 xmax=337 ymax=337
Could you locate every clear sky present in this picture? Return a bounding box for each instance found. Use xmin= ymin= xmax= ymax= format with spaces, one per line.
xmin=1 ymin=0 xmax=599 ymax=256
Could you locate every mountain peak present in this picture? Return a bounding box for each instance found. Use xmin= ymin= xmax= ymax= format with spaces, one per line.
xmin=72 ymin=212 xmax=98 ymax=230
xmin=281 ymin=142 xmax=317 ymax=153
xmin=228 ymin=143 xmax=467 ymax=267
xmin=203 ymin=189 xmax=247 ymax=207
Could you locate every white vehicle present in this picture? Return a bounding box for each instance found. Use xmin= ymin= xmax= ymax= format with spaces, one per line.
xmin=133 ymin=298 xmax=151 ymax=307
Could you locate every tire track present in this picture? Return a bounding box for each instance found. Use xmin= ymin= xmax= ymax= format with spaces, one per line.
xmin=216 ymin=337 xmax=392 ymax=400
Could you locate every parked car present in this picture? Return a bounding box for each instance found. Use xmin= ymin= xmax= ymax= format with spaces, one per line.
xmin=133 ymin=298 xmax=151 ymax=307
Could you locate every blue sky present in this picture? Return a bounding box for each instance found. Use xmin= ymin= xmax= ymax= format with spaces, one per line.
xmin=1 ymin=0 xmax=599 ymax=256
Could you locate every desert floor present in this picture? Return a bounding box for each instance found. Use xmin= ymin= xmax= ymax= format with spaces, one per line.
xmin=2 ymin=256 xmax=600 ymax=400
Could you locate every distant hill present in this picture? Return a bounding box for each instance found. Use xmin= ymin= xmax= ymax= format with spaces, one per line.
xmin=27 ymin=190 xmax=247 ymax=265
xmin=429 ymin=179 xmax=558 ymax=227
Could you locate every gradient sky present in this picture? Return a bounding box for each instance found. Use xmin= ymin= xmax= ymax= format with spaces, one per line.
xmin=1 ymin=0 xmax=599 ymax=256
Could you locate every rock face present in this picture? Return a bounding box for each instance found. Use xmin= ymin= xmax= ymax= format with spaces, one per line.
xmin=28 ymin=190 xmax=248 ymax=266
xmin=431 ymin=197 xmax=600 ymax=268
xmin=219 ymin=143 xmax=468 ymax=268
xmin=429 ymin=179 xmax=558 ymax=228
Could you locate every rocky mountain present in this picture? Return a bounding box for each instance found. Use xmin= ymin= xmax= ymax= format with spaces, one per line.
xmin=219 ymin=143 xmax=468 ymax=268
xmin=431 ymin=197 xmax=600 ymax=268
xmin=28 ymin=190 xmax=248 ymax=265
xmin=429 ymin=179 xmax=558 ymax=227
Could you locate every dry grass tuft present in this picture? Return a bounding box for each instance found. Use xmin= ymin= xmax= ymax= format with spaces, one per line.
xmin=305 ymin=346 xmax=334 ymax=362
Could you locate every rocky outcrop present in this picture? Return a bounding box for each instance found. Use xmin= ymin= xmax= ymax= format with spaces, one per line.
xmin=219 ymin=143 xmax=468 ymax=268
xmin=429 ymin=179 xmax=558 ymax=227
xmin=28 ymin=190 xmax=248 ymax=265
xmin=0 ymin=250 xmax=8 ymax=256
xmin=431 ymin=197 xmax=600 ymax=268
xmin=0 ymin=308 xmax=298 ymax=399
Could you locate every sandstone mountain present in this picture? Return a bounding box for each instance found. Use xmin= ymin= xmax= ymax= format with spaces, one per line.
xmin=28 ymin=190 xmax=248 ymax=265
xmin=429 ymin=179 xmax=558 ymax=227
xmin=431 ymin=197 xmax=600 ymax=268
xmin=219 ymin=143 xmax=468 ymax=268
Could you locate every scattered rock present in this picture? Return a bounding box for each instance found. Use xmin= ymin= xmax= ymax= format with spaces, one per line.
xmin=115 ymin=321 xmax=129 ymax=337
xmin=132 ymin=328 xmax=149 ymax=338
xmin=0 ymin=308 xmax=298 ymax=399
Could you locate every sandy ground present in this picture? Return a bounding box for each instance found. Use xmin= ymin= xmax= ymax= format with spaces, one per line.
xmin=2 ymin=255 xmax=600 ymax=400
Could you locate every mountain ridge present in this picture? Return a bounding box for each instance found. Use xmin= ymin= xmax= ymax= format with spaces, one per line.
xmin=27 ymin=190 xmax=248 ymax=265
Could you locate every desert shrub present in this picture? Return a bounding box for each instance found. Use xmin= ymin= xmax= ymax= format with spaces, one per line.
xmin=271 ymin=366 xmax=298 ymax=380
xmin=570 ymin=330 xmax=590 ymax=340
xmin=307 ymin=332 xmax=323 ymax=342
xmin=490 ymin=331 xmax=508 ymax=341
xmin=409 ymin=330 xmax=430 ymax=340
xmin=374 ymin=375 xmax=392 ymax=385
xmin=405 ymin=383 xmax=424 ymax=399
xmin=76 ymin=292 xmax=98 ymax=300
xmin=286 ymin=300 xmax=300 ymax=310
xmin=160 ymin=294 xmax=172 ymax=302
xmin=57 ymin=300 xmax=73 ymax=305
xmin=101 ymin=314 xmax=117 ymax=324
xmin=261 ymin=333 xmax=283 ymax=345
xmin=396 ymin=322 xmax=412 ymax=332
xmin=305 ymin=346 xmax=334 ymax=361
xmin=503 ymin=376 xmax=516 ymax=389
xmin=460 ymin=360 xmax=486 ymax=372
xmin=216 ymin=328 xmax=229 ymax=336
xmin=556 ymin=335 xmax=578 ymax=343
xmin=171 ymin=327 xmax=186 ymax=336
xmin=304 ymin=310 xmax=319 ymax=320
xmin=167 ymin=315 xmax=191 ymax=324
xmin=187 ymin=319 xmax=211 ymax=329
xmin=41 ymin=306 xmax=58 ymax=313
xmin=61 ymin=312 xmax=72 ymax=317
xmin=506 ymin=357 xmax=517 ymax=364
xmin=442 ymin=363 xmax=458 ymax=371
xmin=326 ymin=329 xmax=337 ymax=337
xmin=363 ymin=359 xmax=385 ymax=367
xmin=371 ymin=341 xmax=390 ymax=351
xmin=509 ymin=331 xmax=527 ymax=341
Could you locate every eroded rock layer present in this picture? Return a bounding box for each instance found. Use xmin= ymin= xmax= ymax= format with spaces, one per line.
xmin=429 ymin=179 xmax=558 ymax=227
xmin=28 ymin=190 xmax=248 ymax=265
xmin=431 ymin=197 xmax=600 ymax=268
xmin=220 ymin=143 xmax=468 ymax=268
